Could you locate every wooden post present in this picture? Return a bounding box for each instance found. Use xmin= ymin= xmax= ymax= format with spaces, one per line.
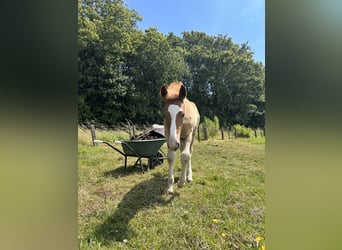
xmin=90 ymin=124 xmax=96 ymax=146
xmin=221 ymin=127 xmax=224 ymax=140
xmin=203 ymin=126 xmax=208 ymax=140
xmin=132 ymin=125 xmax=136 ymax=138
xmin=127 ymin=120 xmax=132 ymax=138
xmin=227 ymin=127 xmax=231 ymax=140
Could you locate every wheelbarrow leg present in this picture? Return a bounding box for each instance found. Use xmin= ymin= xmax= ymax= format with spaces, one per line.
xmin=124 ymin=156 xmax=127 ymax=170
xmin=148 ymin=158 xmax=151 ymax=171
xmin=139 ymin=157 xmax=144 ymax=173
xmin=133 ymin=157 xmax=145 ymax=173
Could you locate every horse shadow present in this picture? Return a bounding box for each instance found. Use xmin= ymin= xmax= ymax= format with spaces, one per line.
xmin=93 ymin=172 xmax=178 ymax=245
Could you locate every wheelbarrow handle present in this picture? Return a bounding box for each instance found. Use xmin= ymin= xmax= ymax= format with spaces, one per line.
xmin=96 ymin=140 xmax=126 ymax=157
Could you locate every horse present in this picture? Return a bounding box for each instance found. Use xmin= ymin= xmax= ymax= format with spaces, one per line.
xmin=160 ymin=82 xmax=200 ymax=194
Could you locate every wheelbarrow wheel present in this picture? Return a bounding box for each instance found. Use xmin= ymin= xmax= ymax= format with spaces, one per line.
xmin=149 ymin=152 xmax=164 ymax=169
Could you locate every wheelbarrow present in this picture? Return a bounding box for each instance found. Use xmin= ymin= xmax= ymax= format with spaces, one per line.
xmin=94 ymin=138 xmax=166 ymax=173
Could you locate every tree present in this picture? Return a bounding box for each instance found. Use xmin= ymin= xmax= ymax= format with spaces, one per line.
xmin=181 ymin=32 xmax=216 ymax=118
xmin=78 ymin=0 xmax=141 ymax=125
xmin=77 ymin=2 xmax=265 ymax=128
xmin=181 ymin=32 xmax=265 ymax=127
xmin=125 ymin=28 xmax=189 ymax=124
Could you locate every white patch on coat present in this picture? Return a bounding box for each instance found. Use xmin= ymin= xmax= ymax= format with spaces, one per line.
xmin=168 ymin=104 xmax=183 ymax=147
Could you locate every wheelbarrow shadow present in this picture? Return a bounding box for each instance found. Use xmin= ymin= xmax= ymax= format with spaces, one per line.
xmin=104 ymin=161 xmax=161 ymax=179
xmin=104 ymin=164 xmax=143 ymax=179
xmin=93 ymin=173 xmax=178 ymax=245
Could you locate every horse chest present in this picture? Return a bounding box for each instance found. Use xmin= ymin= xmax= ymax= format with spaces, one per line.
xmin=180 ymin=122 xmax=194 ymax=139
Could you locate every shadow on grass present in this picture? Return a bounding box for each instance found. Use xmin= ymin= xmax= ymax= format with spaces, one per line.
xmin=93 ymin=173 xmax=178 ymax=245
xmin=104 ymin=162 xmax=164 ymax=179
xmin=104 ymin=164 xmax=145 ymax=178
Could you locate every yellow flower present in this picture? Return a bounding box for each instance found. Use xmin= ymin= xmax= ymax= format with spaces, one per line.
xmin=221 ymin=232 xmax=226 ymax=237
xmin=212 ymin=219 xmax=220 ymax=223
xmin=261 ymin=246 xmax=266 ymax=250
xmin=255 ymin=236 xmax=263 ymax=243
xmin=255 ymin=236 xmax=264 ymax=247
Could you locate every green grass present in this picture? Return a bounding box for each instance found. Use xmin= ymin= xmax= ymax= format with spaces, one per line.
xmin=78 ymin=128 xmax=265 ymax=249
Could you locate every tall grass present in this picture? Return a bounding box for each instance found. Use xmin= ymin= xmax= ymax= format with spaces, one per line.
xmin=78 ymin=128 xmax=265 ymax=249
xmin=78 ymin=126 xmax=143 ymax=145
xmin=201 ymin=116 xmax=220 ymax=139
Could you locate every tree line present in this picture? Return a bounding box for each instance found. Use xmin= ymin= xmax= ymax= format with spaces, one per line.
xmin=78 ymin=0 xmax=265 ymax=129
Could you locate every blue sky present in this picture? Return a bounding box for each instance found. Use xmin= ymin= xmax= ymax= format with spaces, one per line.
xmin=125 ymin=0 xmax=265 ymax=65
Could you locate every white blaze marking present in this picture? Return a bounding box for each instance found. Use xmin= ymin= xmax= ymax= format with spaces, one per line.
xmin=168 ymin=104 xmax=182 ymax=146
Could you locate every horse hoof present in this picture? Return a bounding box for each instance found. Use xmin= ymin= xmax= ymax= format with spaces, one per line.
xmin=177 ymin=181 xmax=185 ymax=188
xmin=166 ymin=187 xmax=174 ymax=194
xmin=187 ymin=178 xmax=193 ymax=182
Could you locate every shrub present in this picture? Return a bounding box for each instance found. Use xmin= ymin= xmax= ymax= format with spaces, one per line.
xmin=232 ymin=124 xmax=253 ymax=138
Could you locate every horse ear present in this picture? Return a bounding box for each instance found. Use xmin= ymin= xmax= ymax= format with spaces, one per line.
xmin=160 ymin=85 xmax=168 ymax=99
xmin=179 ymin=85 xmax=187 ymax=101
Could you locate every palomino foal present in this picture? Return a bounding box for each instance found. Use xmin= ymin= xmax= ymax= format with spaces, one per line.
xmin=160 ymin=82 xmax=200 ymax=193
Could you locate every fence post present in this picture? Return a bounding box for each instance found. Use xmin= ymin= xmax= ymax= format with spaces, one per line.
xmin=90 ymin=124 xmax=96 ymax=146
xmin=203 ymin=126 xmax=208 ymax=140
xmin=221 ymin=127 xmax=224 ymax=140
xmin=127 ymin=120 xmax=132 ymax=138
xmin=132 ymin=125 xmax=136 ymax=138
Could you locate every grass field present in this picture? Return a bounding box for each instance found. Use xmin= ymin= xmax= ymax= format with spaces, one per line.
xmin=78 ymin=127 xmax=265 ymax=249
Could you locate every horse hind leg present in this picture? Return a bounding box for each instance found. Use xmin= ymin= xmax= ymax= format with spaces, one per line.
xmin=187 ymin=156 xmax=193 ymax=182
xmin=186 ymin=133 xmax=195 ymax=182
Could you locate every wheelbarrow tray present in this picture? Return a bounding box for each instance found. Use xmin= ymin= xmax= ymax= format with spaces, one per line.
xmin=95 ymin=138 xmax=166 ymax=173
xmin=117 ymin=138 xmax=166 ymax=157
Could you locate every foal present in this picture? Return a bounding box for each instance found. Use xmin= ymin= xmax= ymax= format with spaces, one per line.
xmin=160 ymin=82 xmax=200 ymax=193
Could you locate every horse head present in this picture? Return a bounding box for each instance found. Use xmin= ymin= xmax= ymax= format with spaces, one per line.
xmin=160 ymin=82 xmax=187 ymax=151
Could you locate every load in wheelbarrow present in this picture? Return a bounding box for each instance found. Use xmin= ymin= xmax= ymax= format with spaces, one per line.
xmin=94 ymin=137 xmax=166 ymax=173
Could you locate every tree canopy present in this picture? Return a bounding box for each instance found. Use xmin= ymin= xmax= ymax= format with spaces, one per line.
xmin=78 ymin=0 xmax=265 ymax=128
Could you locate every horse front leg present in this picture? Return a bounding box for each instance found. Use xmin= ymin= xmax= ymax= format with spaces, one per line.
xmin=178 ymin=134 xmax=192 ymax=188
xmin=167 ymin=149 xmax=176 ymax=194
